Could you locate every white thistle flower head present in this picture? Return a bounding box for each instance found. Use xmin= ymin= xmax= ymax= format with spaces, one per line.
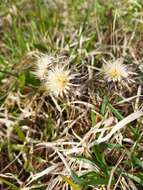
xmin=34 ymin=55 xmax=53 ymax=81
xmin=46 ymin=66 xmax=74 ymax=97
xmin=102 ymin=59 xmax=130 ymax=83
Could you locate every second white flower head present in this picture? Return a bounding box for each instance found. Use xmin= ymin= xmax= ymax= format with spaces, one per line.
xmin=103 ymin=59 xmax=129 ymax=82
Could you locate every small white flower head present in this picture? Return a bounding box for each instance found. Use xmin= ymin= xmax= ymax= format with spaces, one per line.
xmin=34 ymin=55 xmax=53 ymax=81
xmin=102 ymin=59 xmax=132 ymax=83
xmin=46 ymin=66 xmax=74 ymax=97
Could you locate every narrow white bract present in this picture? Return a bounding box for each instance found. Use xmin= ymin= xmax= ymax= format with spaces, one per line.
xmin=102 ymin=59 xmax=130 ymax=83
xmin=46 ymin=66 xmax=74 ymax=97
xmin=34 ymin=55 xmax=53 ymax=81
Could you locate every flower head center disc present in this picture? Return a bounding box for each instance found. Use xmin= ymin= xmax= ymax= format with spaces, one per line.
xmin=109 ymin=68 xmax=122 ymax=79
xmin=56 ymin=75 xmax=69 ymax=89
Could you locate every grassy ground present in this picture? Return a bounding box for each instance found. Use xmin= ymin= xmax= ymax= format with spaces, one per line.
xmin=0 ymin=0 xmax=143 ymax=189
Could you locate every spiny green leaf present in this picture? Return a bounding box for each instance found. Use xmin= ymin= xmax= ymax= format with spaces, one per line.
xmin=92 ymin=145 xmax=108 ymax=176
xmin=0 ymin=177 xmax=20 ymax=190
xmin=62 ymin=175 xmax=82 ymax=190
xmin=108 ymin=104 xmax=124 ymax=120
xmin=14 ymin=125 xmax=25 ymax=141
xmin=100 ymin=95 xmax=108 ymax=116
xmin=71 ymin=171 xmax=109 ymax=186
xmin=91 ymin=111 xmax=96 ymax=127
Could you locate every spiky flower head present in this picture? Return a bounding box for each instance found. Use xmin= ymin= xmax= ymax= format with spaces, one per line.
xmin=34 ymin=55 xmax=53 ymax=81
xmin=46 ymin=66 xmax=74 ymax=97
xmin=102 ymin=59 xmax=132 ymax=83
